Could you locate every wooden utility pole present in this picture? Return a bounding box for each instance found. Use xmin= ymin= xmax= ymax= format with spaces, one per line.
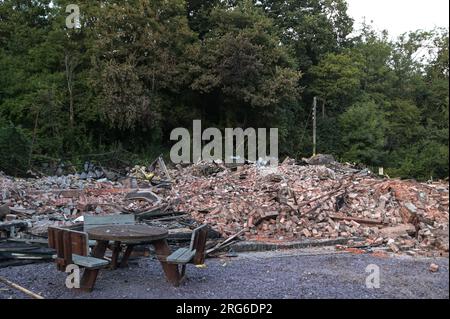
xmin=312 ymin=97 xmax=317 ymax=156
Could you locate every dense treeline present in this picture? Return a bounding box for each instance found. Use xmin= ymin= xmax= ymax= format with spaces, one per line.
xmin=0 ymin=0 xmax=448 ymax=180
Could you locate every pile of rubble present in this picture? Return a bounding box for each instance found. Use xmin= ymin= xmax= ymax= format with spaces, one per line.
xmin=168 ymin=158 xmax=449 ymax=256
xmin=1 ymin=155 xmax=449 ymax=258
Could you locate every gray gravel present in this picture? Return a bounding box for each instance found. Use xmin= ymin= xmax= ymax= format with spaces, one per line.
xmin=0 ymin=249 xmax=448 ymax=299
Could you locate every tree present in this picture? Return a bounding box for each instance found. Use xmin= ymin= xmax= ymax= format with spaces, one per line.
xmin=186 ymin=0 xmax=221 ymax=37
xmin=389 ymin=140 xmax=449 ymax=180
xmin=191 ymin=0 xmax=301 ymax=130
xmin=0 ymin=122 xmax=31 ymax=176
xmin=89 ymin=0 xmax=199 ymax=133
xmin=258 ymin=0 xmax=354 ymax=72
xmin=309 ymin=51 xmax=364 ymax=114
xmin=339 ymin=101 xmax=387 ymax=166
xmin=0 ymin=0 xmax=447 ymax=181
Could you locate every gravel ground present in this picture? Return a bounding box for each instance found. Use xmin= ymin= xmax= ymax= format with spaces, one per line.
xmin=0 ymin=249 xmax=448 ymax=299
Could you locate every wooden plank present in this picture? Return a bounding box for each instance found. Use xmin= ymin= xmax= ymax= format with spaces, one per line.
xmin=0 ymin=276 xmax=44 ymax=299
xmin=167 ymin=248 xmax=190 ymax=263
xmin=69 ymin=230 xmax=88 ymax=256
xmin=192 ymin=228 xmax=208 ymax=265
xmin=53 ymin=228 xmax=65 ymax=270
xmin=110 ymin=241 xmax=122 ymax=270
xmin=1 ymin=252 xmax=51 ymax=260
xmin=152 ymin=239 xmax=182 ymax=286
xmin=47 ymin=228 xmax=56 ymax=249
xmin=9 ymin=238 xmax=49 ymax=245
xmin=0 ymin=244 xmax=53 ymax=254
xmin=189 ymin=229 xmax=197 ymax=251
xmin=166 ymin=248 xmax=197 ymax=264
xmin=79 ymin=269 xmax=100 ymax=292
xmin=27 ymin=188 xmax=134 ymax=197
xmin=150 ymin=214 xmax=188 ymax=222
xmin=78 ymin=239 xmax=108 ymax=292
xmin=85 ymin=214 xmax=135 ymax=226
xmin=62 ymin=231 xmax=73 ymax=264
xmin=8 ymin=207 xmax=36 ymax=216
xmin=206 ymin=228 xmax=245 ymax=255
xmin=190 ymin=225 xmax=208 ymax=251
xmin=125 ymin=190 xmax=161 ymax=203
xmin=72 ymin=254 xmax=109 ymax=269
xmin=136 ymin=206 xmax=184 ymax=220
xmin=84 ymin=215 xmax=135 ymax=231
xmin=329 ymin=214 xmax=384 ymax=225
xmin=178 ymin=249 xmax=196 ymax=263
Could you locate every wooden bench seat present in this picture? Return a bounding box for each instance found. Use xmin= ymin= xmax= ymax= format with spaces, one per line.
xmin=166 ymin=225 xmax=208 ymax=285
xmin=72 ymin=254 xmax=110 ymax=269
xmin=51 ymin=253 xmax=110 ymax=269
xmin=167 ymin=248 xmax=197 ymax=264
xmin=48 ymin=227 xmax=109 ymax=291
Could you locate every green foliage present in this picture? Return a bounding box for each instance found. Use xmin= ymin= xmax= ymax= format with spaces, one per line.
xmin=388 ymin=140 xmax=449 ymax=181
xmin=258 ymin=0 xmax=354 ymax=71
xmin=88 ymin=0 xmax=198 ymax=131
xmin=309 ymin=51 xmax=364 ymax=112
xmin=189 ymin=0 xmax=303 ymax=157
xmin=0 ymin=0 xmax=448 ymax=181
xmin=0 ymin=122 xmax=31 ymax=176
xmin=339 ymin=101 xmax=387 ymax=166
xmin=384 ymin=99 xmax=423 ymax=151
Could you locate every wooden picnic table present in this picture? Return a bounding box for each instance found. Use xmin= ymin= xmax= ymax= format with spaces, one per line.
xmin=85 ymin=224 xmax=181 ymax=286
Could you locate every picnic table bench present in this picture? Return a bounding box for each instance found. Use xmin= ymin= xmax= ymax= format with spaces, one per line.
xmin=48 ymin=220 xmax=209 ymax=291
xmin=48 ymin=227 xmax=110 ymax=291
xmin=166 ymin=225 xmax=208 ymax=283
xmin=86 ymin=224 xmax=188 ymax=287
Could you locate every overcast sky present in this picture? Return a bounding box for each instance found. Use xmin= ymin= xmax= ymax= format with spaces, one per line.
xmin=346 ymin=0 xmax=449 ymax=37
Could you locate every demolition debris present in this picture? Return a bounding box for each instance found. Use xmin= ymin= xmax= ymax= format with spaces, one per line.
xmin=170 ymin=158 xmax=448 ymax=256
xmin=1 ymin=155 xmax=448 ymax=266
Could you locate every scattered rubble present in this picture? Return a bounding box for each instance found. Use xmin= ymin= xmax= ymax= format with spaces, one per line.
xmin=429 ymin=263 xmax=440 ymax=272
xmin=0 ymin=155 xmax=449 ymax=263
xmin=168 ymin=158 xmax=448 ymax=257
